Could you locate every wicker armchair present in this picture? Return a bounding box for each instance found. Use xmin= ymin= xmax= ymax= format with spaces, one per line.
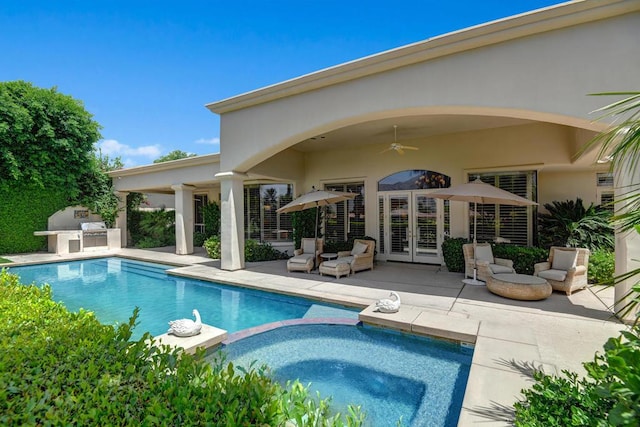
xmin=287 ymin=238 xmax=323 ymax=273
xmin=336 ymin=239 xmax=375 ymax=274
xmin=462 ymin=243 xmax=515 ymax=282
xmin=534 ymin=246 xmax=590 ymax=295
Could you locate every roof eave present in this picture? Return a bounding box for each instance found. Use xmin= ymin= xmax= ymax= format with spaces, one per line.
xmin=107 ymin=153 xmax=220 ymax=178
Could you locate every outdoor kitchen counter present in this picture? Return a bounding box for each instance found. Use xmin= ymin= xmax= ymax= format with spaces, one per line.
xmin=34 ymin=228 xmax=121 ymax=255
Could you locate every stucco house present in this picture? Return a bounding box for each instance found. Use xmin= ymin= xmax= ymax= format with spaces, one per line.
xmin=109 ymin=0 xmax=640 ymax=308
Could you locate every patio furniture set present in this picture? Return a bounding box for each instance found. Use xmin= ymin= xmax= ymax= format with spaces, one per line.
xmin=287 ymin=238 xmax=375 ymax=278
xmin=463 ymin=243 xmax=590 ymax=300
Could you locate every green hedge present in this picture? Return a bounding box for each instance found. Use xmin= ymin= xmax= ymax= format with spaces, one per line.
xmin=492 ymin=244 xmax=548 ymax=275
xmin=441 ymin=237 xmax=469 ymax=273
xmin=0 ymin=269 xmax=364 ymax=425
xmin=204 ymin=237 xmax=289 ymax=262
xmin=0 ymin=184 xmax=68 ymax=254
xmin=441 ymin=240 xmax=549 ymax=275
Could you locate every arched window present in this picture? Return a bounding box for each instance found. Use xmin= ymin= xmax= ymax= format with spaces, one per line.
xmin=378 ymin=170 xmax=451 ymax=191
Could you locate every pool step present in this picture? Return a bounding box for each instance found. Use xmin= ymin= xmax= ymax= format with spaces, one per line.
xmin=93 ymin=259 xmax=170 ymax=281
xmin=155 ymin=324 xmax=228 ymax=354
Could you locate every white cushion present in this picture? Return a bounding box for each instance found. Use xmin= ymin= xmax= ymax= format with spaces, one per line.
xmin=302 ymin=239 xmax=316 ymax=254
xmin=538 ymin=269 xmax=568 ymax=282
xmin=288 ymin=254 xmax=313 ymax=264
xmin=351 ymin=241 xmax=369 ymax=256
xmin=475 ymin=245 xmax=494 ymax=263
xmin=489 ymin=264 xmax=514 ymax=274
xmin=322 ymin=259 xmax=351 ymax=268
xmin=552 ymin=249 xmax=577 ymax=271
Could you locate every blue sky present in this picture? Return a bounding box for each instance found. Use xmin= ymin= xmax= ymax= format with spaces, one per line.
xmin=1 ymin=0 xmax=564 ymax=166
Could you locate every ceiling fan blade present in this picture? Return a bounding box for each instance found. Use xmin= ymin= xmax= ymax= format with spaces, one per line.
xmin=403 ymin=145 xmax=419 ymax=151
xmin=380 ymin=147 xmax=393 ymax=154
xmin=396 ymin=148 xmax=405 ymax=155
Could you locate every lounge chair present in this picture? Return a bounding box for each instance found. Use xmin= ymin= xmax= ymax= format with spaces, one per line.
xmin=328 ymin=239 xmax=375 ymax=275
xmin=534 ymin=246 xmax=590 ymax=295
xmin=287 ymin=238 xmax=323 ymax=273
xmin=462 ymin=243 xmax=515 ymax=282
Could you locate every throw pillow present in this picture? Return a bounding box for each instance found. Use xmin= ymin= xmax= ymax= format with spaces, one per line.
xmin=351 ymin=241 xmax=369 ymax=256
xmin=552 ymin=249 xmax=577 ymax=271
xmin=474 ymin=245 xmax=494 ymax=263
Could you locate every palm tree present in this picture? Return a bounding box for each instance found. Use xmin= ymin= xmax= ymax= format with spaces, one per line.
xmin=587 ymin=92 xmax=640 ymax=321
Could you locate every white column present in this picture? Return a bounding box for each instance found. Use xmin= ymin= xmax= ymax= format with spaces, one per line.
xmin=172 ymin=184 xmax=196 ymax=255
xmin=216 ymin=171 xmax=247 ymax=271
xmin=613 ymin=161 xmax=640 ymax=322
xmin=114 ymin=191 xmax=128 ymax=247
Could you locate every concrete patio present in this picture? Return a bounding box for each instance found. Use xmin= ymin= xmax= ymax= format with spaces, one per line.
xmin=3 ymin=247 xmax=625 ymax=426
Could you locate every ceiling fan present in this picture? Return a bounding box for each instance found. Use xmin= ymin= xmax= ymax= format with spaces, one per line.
xmin=380 ymin=125 xmax=419 ymax=155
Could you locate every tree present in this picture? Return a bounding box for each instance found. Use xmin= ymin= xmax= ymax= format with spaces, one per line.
xmin=0 ymin=81 xmax=104 ymax=253
xmin=153 ymin=150 xmax=196 ymax=163
xmin=0 ymin=80 xmax=101 ymax=196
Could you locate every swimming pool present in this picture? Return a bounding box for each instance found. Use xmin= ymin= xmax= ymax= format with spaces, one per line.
xmin=218 ymin=323 xmax=472 ymax=427
xmin=9 ymin=257 xmax=358 ymax=340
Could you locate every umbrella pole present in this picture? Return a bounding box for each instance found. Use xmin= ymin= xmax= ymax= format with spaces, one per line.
xmin=463 ymin=201 xmax=485 ymax=286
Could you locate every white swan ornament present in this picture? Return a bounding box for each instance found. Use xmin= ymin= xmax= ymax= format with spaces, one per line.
xmin=374 ymin=291 xmax=401 ymax=313
xmin=168 ymin=309 xmax=202 ymax=337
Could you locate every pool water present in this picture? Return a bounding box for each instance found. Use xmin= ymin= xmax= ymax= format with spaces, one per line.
xmin=9 ymin=258 xmax=358 ymax=340
xmin=218 ymin=324 xmax=473 ymax=427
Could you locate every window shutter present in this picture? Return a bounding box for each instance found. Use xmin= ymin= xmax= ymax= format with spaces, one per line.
xmin=244 ymin=184 xmax=293 ymax=242
xmin=469 ymin=171 xmax=536 ymax=246
xmin=324 ymin=182 xmax=365 ymax=242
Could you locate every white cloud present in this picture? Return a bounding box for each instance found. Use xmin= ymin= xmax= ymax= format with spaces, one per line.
xmin=195 ymin=137 xmax=220 ymax=145
xmin=97 ymin=139 xmax=162 ymax=167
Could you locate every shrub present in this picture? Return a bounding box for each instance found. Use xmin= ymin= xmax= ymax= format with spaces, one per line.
xmin=588 ymin=249 xmax=615 ymax=285
xmin=515 ymin=324 xmax=640 ymax=426
xmin=202 ymin=201 xmax=220 ymax=238
xmin=538 ymin=198 xmax=614 ymax=251
xmin=514 ymin=370 xmax=609 ymax=426
xmin=291 ymin=209 xmax=317 ymax=249
xmin=492 ymin=244 xmax=548 ymax=275
xmin=203 ymin=235 xmax=221 ymax=259
xmin=0 ymin=269 xmax=364 ymax=425
xmin=130 ymin=209 xmax=176 ymax=248
xmin=193 ymin=231 xmax=207 ymax=247
xmin=245 ymin=239 xmax=288 ymax=262
xmin=441 ymin=237 xmax=469 ymax=273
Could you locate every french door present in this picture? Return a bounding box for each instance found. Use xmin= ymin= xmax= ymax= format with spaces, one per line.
xmin=381 ymin=191 xmax=447 ymax=264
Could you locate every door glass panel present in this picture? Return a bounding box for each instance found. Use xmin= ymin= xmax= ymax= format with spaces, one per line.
xmin=390 ymin=196 xmax=409 ymax=255
xmin=415 ymin=195 xmax=437 ymax=256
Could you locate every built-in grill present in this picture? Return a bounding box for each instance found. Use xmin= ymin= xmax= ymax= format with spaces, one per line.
xmin=80 ymin=221 xmax=108 ymax=247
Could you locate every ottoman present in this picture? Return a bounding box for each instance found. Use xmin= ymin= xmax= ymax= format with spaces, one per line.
xmin=486 ymin=273 xmax=552 ymax=301
xmin=319 ymin=259 xmax=351 ymax=279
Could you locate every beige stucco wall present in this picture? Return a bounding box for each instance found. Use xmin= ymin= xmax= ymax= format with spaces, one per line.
xmin=538 ymin=170 xmax=606 ymax=208
xmin=218 ymin=11 xmax=639 ymax=173
xmin=264 ymin=122 xmax=604 ymax=241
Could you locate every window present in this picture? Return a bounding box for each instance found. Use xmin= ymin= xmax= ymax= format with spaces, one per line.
xmin=194 ymin=194 xmax=208 ymax=234
xmin=324 ymin=182 xmax=365 ymax=242
xmin=597 ymin=172 xmax=614 ymax=187
xmin=244 ymin=184 xmax=293 ymax=242
xmin=468 ymin=171 xmax=537 ymax=246
xmin=600 ymin=192 xmax=615 ymax=212
xmin=596 ymin=173 xmax=615 ymax=212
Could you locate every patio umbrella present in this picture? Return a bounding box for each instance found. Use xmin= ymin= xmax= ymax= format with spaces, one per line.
xmin=429 ymin=179 xmax=537 ymax=285
xmin=277 ymin=189 xmax=357 ymax=267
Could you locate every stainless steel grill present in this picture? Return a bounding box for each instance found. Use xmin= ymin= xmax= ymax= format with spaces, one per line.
xmin=80 ymin=221 xmax=108 ymax=247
